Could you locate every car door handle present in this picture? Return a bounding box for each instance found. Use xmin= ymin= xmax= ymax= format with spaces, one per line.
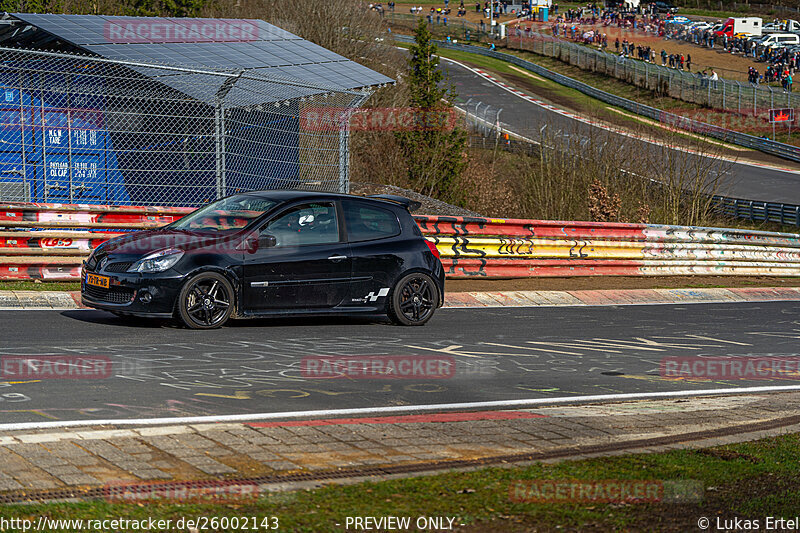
xmin=328 ymin=255 xmax=347 ymax=261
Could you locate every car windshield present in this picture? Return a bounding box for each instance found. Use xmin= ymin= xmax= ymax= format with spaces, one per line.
xmin=169 ymin=195 xmax=278 ymax=233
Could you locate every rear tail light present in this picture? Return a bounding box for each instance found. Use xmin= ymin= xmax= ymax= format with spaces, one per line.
xmin=424 ymin=239 xmax=441 ymax=260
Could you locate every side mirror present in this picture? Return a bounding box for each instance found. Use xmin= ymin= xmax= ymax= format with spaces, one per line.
xmin=258 ymin=234 xmax=277 ymax=248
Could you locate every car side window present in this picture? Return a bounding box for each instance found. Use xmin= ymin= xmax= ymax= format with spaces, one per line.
xmin=264 ymin=202 xmax=339 ymax=247
xmin=344 ymin=202 xmax=401 ymax=242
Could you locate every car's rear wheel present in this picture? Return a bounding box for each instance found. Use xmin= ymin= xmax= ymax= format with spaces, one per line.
xmin=177 ymin=272 xmax=234 ymax=329
xmin=388 ymin=272 xmax=438 ymax=326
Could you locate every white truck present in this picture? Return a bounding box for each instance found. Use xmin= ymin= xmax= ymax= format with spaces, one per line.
xmin=714 ymin=17 xmax=762 ymax=38
xmin=763 ymin=19 xmax=800 ymax=34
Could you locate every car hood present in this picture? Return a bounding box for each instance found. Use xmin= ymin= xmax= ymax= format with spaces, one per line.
xmin=99 ymin=229 xmax=241 ymax=257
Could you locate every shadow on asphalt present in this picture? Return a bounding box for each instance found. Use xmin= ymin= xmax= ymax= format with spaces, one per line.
xmin=59 ymin=309 xmax=389 ymax=330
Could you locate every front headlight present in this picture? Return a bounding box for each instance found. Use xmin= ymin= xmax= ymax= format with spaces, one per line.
xmin=87 ymin=242 xmax=107 ymax=264
xmin=127 ymin=248 xmax=185 ymax=273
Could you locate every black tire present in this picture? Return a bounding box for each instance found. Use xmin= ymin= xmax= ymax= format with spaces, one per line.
xmin=388 ymin=272 xmax=438 ymax=326
xmin=177 ymin=272 xmax=234 ymax=330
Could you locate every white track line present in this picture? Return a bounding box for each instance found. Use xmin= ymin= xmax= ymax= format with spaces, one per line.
xmin=440 ymin=56 xmax=800 ymax=175
xmin=3 ymin=385 xmax=800 ymax=431
xmin=443 ymin=297 xmax=800 ymax=308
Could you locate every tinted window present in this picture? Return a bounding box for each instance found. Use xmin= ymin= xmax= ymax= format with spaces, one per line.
xmin=344 ymin=202 xmax=401 ymax=242
xmin=264 ymin=202 xmax=339 ymax=246
xmin=170 ymin=195 xmax=276 ymax=233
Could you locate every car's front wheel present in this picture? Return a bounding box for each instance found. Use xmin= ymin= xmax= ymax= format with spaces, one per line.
xmin=177 ymin=272 xmax=234 ymax=329
xmin=388 ymin=272 xmax=438 ymax=326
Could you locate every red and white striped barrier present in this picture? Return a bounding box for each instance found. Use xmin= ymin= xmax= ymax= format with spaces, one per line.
xmin=0 ymin=204 xmax=799 ymax=280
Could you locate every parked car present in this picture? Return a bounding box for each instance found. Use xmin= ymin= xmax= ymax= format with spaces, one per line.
xmin=81 ymin=191 xmax=446 ymax=329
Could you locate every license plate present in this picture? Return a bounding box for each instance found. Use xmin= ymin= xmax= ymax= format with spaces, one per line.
xmin=85 ymin=273 xmax=110 ymax=289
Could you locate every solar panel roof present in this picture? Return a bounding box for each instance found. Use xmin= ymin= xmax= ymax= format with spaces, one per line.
xmin=6 ymin=13 xmax=393 ymax=105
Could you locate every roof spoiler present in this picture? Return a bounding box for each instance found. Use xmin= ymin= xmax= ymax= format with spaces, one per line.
xmin=368 ymin=194 xmax=422 ymax=212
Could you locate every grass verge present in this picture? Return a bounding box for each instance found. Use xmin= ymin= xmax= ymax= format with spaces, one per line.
xmin=0 ymin=281 xmax=80 ymax=291
xmin=2 ymin=433 xmax=799 ymax=531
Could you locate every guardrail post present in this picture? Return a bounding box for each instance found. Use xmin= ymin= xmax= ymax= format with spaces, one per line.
xmin=722 ymin=81 xmax=726 ymax=109
xmin=796 ymin=206 xmax=800 ymax=227
xmin=736 ymin=81 xmax=741 ymax=115
xmin=749 ymin=200 xmax=754 ymax=221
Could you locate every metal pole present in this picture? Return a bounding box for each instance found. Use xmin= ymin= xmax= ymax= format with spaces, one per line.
xmin=18 ymin=72 xmax=26 ymax=200
xmin=40 ymin=73 xmax=48 ymax=201
xmin=339 ymin=116 xmax=350 ymax=193
xmin=214 ymin=101 xmax=222 ymax=199
xmin=736 ymin=81 xmax=741 ymax=115
xmin=722 ymin=80 xmax=726 ymax=109
xmin=67 ymin=94 xmax=73 ymax=203
xmin=219 ymin=102 xmax=227 ymax=197
xmin=490 ymin=0 xmax=493 ymax=39
xmin=213 ymin=71 xmax=241 ymax=199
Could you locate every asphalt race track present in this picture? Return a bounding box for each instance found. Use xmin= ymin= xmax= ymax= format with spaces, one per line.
xmin=2 ymin=301 xmax=799 ymax=427
xmin=440 ymin=59 xmax=800 ymax=205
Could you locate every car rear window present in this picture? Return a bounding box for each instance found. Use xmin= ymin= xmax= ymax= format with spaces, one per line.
xmin=344 ymin=202 xmax=401 ymax=242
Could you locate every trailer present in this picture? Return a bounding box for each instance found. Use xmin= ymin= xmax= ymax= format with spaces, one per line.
xmin=715 ymin=17 xmax=762 ymax=38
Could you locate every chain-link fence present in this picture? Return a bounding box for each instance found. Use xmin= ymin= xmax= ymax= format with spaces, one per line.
xmin=0 ymin=47 xmax=368 ymax=207
xmin=506 ymin=31 xmax=800 ymax=118
xmin=462 ymin=99 xmax=503 ymax=138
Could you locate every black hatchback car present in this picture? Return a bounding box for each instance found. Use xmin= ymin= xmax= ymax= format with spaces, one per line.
xmin=81 ymin=191 xmax=445 ymax=329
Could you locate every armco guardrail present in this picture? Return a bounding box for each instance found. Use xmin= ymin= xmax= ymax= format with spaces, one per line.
xmin=416 ymin=215 xmax=800 ymax=278
xmin=393 ymin=34 xmax=800 ymax=165
xmin=2 ymin=203 xmax=800 ymax=280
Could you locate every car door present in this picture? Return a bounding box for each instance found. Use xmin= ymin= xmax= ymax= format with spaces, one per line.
xmin=342 ymin=200 xmax=405 ymax=308
xmin=241 ymin=201 xmax=351 ymax=312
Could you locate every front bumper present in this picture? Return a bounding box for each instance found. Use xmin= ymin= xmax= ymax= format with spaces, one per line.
xmin=80 ymin=267 xmax=185 ymax=317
